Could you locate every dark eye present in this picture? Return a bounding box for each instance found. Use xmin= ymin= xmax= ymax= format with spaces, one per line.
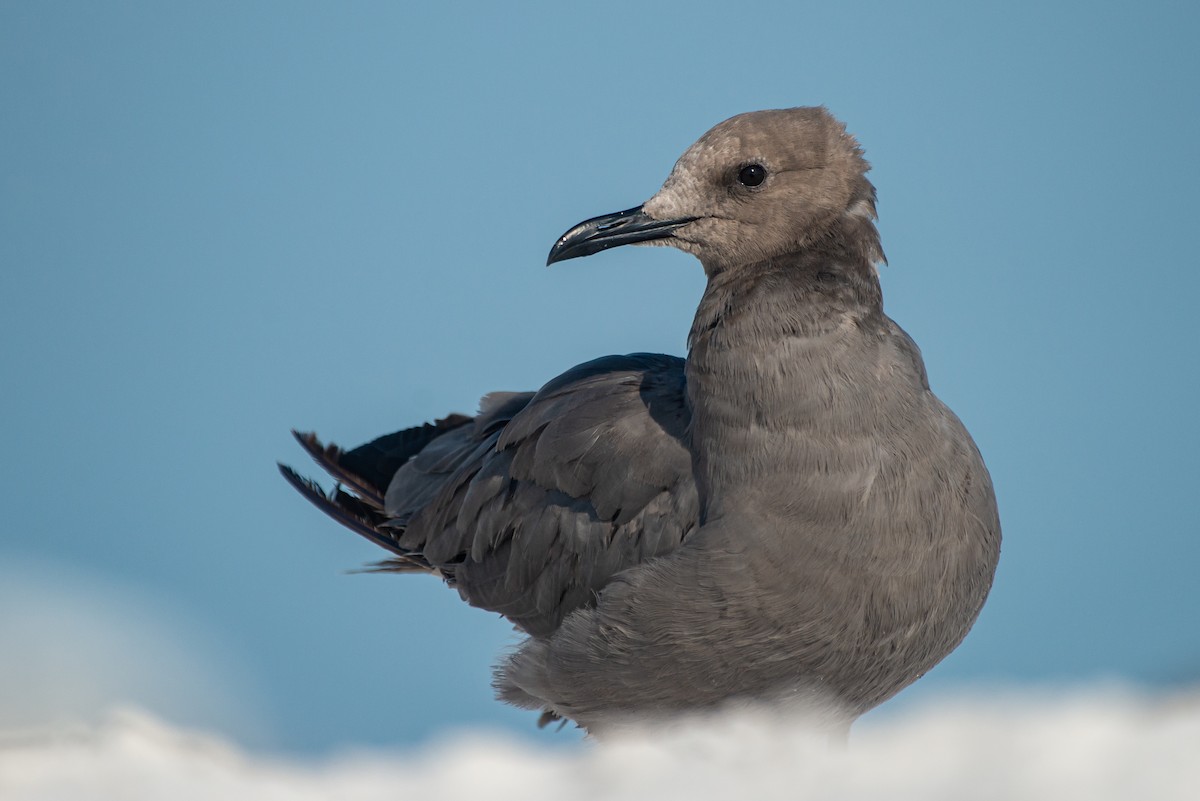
xmin=737 ymin=163 xmax=767 ymax=187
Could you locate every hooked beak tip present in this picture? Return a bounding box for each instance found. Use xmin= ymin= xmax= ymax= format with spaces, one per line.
xmin=546 ymin=205 xmax=696 ymax=266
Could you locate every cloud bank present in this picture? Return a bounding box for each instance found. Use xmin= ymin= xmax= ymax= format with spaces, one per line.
xmin=2 ymin=687 xmax=1196 ymax=801
xmin=0 ymin=558 xmax=265 ymax=744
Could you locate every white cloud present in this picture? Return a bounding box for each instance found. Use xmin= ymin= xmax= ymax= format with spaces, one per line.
xmin=1 ymin=688 xmax=1196 ymax=801
xmin=0 ymin=558 xmax=265 ymax=745
xmin=3 ymin=558 xmax=1196 ymax=799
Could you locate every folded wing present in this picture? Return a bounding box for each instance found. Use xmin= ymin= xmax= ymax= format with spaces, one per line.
xmin=280 ymin=353 xmax=699 ymax=637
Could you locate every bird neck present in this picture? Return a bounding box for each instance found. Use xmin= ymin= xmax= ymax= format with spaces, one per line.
xmin=685 ymin=254 xmax=885 ymax=516
xmin=687 ymin=251 xmax=883 ymax=352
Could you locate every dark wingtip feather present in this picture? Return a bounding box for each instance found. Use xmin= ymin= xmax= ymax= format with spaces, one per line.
xmin=346 ymin=558 xmax=435 ymax=575
xmin=277 ymin=462 xmax=417 ymax=562
xmin=277 ymin=461 xmax=327 ymax=501
xmin=291 ymin=430 xmax=387 ymax=510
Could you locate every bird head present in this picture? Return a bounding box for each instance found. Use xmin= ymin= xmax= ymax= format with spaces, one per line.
xmin=547 ymin=107 xmax=883 ymax=274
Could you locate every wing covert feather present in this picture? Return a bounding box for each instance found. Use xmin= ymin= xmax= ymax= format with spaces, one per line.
xmin=398 ymin=354 xmax=699 ymax=636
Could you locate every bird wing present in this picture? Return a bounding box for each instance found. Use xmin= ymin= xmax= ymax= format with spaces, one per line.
xmin=280 ymin=353 xmax=699 ymax=637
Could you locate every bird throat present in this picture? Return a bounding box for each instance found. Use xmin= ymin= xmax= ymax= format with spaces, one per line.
xmin=684 ymin=257 xmax=884 ymax=514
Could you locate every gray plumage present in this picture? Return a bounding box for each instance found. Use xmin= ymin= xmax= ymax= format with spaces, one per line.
xmin=279 ymin=107 xmax=1001 ymax=735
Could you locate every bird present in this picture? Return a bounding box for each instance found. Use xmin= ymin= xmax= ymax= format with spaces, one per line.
xmin=279 ymin=107 xmax=1001 ymax=736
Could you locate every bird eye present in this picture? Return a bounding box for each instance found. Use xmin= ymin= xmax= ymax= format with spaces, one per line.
xmin=737 ymin=164 xmax=767 ymax=187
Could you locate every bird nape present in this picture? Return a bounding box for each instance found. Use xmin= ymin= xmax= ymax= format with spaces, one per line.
xmin=279 ymin=106 xmax=1001 ymax=738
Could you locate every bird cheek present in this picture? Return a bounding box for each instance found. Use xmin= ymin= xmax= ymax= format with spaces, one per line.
xmin=676 ymin=217 xmax=722 ymax=252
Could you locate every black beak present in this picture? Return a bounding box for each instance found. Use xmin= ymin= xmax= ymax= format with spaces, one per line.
xmin=546 ymin=205 xmax=697 ymax=266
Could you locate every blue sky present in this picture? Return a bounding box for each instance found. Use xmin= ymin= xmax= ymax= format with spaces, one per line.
xmin=1 ymin=1 xmax=1197 ymax=754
